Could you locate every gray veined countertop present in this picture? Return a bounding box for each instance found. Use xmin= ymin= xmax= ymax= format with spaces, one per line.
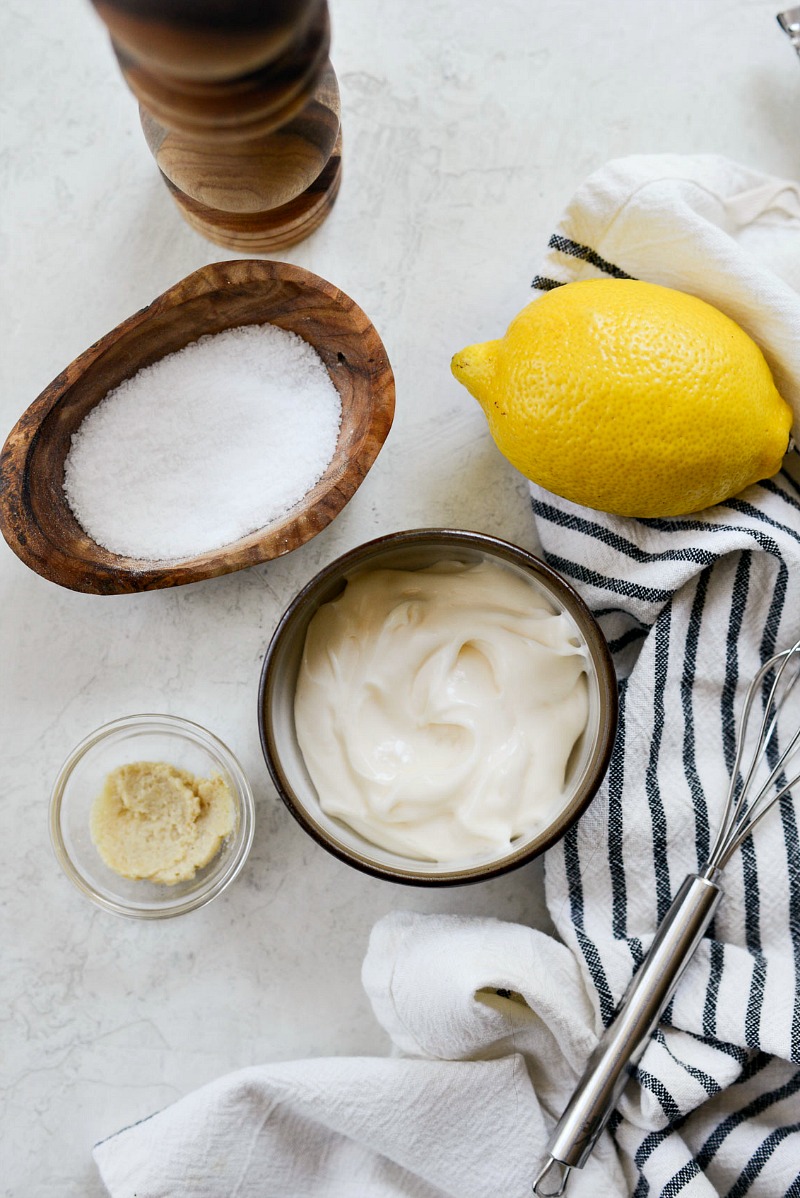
xmin=1 ymin=1 xmax=798 ymax=1193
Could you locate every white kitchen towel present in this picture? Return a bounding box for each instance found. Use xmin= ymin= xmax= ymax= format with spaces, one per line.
xmin=93 ymin=920 xmax=625 ymax=1198
xmin=94 ymin=155 xmax=800 ymax=1198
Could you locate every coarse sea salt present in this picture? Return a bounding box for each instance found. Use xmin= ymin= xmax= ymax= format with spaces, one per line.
xmin=63 ymin=324 xmax=342 ymax=561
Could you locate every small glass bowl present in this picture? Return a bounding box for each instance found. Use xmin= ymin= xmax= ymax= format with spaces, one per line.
xmin=50 ymin=714 xmax=255 ymax=919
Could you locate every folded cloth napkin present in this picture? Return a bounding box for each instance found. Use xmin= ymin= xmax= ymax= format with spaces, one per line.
xmin=94 ymin=155 xmax=800 ymax=1198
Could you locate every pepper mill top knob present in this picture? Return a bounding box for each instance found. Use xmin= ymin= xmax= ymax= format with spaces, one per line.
xmin=91 ymin=0 xmax=323 ymax=81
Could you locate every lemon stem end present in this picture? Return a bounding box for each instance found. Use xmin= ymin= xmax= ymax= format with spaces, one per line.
xmin=450 ymin=340 xmax=499 ymax=406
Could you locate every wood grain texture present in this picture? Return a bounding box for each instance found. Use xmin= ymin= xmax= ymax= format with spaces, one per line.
xmin=93 ymin=0 xmax=321 ymax=83
xmin=116 ymin=6 xmax=331 ymax=141
xmin=0 ymin=260 xmax=395 ymax=596
xmin=90 ymin=0 xmax=342 ymax=251
xmin=166 ymin=132 xmax=342 ymax=253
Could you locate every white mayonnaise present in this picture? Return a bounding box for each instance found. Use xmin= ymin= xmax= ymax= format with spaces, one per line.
xmin=294 ymin=558 xmax=589 ymax=862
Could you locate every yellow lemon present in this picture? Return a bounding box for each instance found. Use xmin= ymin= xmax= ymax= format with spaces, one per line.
xmin=451 ymin=279 xmax=793 ymax=517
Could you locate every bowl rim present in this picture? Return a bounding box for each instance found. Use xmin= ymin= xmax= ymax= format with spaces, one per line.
xmin=258 ymin=527 xmax=618 ymax=886
xmin=49 ymin=712 xmax=256 ymax=919
xmin=0 ymin=259 xmax=395 ymax=595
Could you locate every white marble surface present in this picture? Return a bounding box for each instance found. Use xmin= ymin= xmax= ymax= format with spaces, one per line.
xmin=1 ymin=2 xmax=798 ymax=1194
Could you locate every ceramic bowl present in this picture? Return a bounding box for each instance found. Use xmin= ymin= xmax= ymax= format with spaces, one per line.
xmin=258 ymin=529 xmax=618 ymax=885
xmin=0 ymin=260 xmax=394 ymax=594
xmin=50 ymin=713 xmax=255 ymax=918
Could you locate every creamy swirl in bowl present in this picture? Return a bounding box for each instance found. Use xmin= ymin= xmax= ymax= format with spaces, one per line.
xmin=294 ymin=559 xmax=589 ymax=861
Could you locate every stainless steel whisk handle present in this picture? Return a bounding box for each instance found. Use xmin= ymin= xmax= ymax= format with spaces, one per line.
xmin=532 ymin=871 xmax=722 ymax=1197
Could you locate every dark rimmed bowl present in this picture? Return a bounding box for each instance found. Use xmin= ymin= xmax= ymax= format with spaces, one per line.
xmin=258 ymin=528 xmax=618 ymax=886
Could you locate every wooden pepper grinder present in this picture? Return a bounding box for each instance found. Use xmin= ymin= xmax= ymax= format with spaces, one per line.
xmin=90 ymin=0 xmax=342 ymax=252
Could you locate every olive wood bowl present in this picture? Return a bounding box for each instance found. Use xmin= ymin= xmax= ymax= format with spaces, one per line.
xmin=0 ymin=260 xmax=395 ymax=594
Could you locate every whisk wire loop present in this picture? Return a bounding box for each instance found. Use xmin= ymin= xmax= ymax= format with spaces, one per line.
xmin=707 ymin=640 xmax=800 ymax=872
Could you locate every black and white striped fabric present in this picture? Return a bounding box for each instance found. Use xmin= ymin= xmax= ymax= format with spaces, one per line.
xmin=533 ymin=479 xmax=800 ymax=1196
xmin=529 ymin=155 xmax=800 ymax=1195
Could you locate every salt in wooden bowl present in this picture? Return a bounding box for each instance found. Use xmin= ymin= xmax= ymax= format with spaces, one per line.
xmin=0 ymin=260 xmax=395 ymax=594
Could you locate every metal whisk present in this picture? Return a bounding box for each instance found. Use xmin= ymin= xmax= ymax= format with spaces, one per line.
xmin=533 ymin=639 xmax=800 ymax=1197
xmin=778 ymin=7 xmax=800 ymax=60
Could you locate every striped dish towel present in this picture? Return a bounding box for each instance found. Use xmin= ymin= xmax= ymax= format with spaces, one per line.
xmin=530 ymin=155 xmax=800 ymax=1195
